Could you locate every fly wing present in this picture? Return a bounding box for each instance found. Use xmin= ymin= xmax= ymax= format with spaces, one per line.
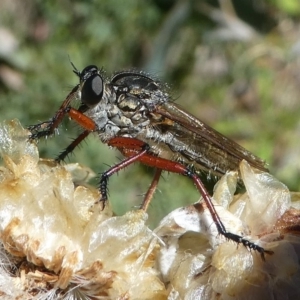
xmin=153 ymin=101 xmax=268 ymax=176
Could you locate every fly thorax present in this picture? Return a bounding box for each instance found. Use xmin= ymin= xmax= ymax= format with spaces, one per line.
xmin=116 ymin=94 xmax=150 ymax=126
xmin=142 ymin=90 xmax=170 ymax=110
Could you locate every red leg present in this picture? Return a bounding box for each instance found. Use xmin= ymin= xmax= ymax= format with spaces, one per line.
xmin=105 ymin=137 xmax=273 ymax=260
xmin=29 ymin=85 xmax=80 ymax=139
xmin=108 ymin=137 xmax=163 ymax=210
xmin=141 ymin=168 xmax=162 ymax=211
xmin=99 ymin=143 xmax=150 ymax=202
xmin=30 ymin=101 xmax=97 ymax=162
xmin=67 ymin=108 xmax=97 ymax=131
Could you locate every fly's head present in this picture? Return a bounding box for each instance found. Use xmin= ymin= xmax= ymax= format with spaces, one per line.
xmin=75 ymin=65 xmax=104 ymax=108
xmin=71 ymin=65 xmax=113 ymax=135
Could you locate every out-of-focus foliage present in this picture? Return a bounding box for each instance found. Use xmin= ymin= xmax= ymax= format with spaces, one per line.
xmin=0 ymin=0 xmax=300 ymax=226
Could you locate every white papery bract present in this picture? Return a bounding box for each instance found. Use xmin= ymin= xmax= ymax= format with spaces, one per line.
xmin=0 ymin=120 xmax=166 ymax=299
xmin=0 ymin=120 xmax=299 ymax=299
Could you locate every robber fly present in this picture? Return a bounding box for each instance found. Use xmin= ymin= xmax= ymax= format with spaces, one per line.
xmin=29 ymin=64 xmax=273 ymax=259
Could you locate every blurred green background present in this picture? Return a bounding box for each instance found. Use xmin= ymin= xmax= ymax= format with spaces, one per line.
xmin=1 ymin=0 xmax=300 ymax=227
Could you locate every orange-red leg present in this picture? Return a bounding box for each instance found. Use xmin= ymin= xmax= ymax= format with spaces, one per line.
xmin=28 ymin=85 xmax=80 ymax=139
xmin=140 ymin=168 xmax=162 ymax=211
xmin=29 ymin=98 xmax=97 ymax=160
xmin=67 ymin=108 xmax=97 ymax=131
xmin=104 ymin=136 xmax=273 ymax=260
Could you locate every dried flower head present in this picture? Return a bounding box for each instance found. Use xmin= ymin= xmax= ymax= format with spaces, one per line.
xmin=0 ymin=120 xmax=165 ymax=299
xmin=156 ymin=155 xmax=300 ymax=299
xmin=0 ymin=120 xmax=299 ymax=299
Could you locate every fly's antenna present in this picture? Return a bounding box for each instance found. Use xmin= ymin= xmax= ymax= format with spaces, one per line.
xmin=68 ymin=55 xmax=80 ymax=77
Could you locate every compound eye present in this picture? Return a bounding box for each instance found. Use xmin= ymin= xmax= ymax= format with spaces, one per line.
xmin=81 ymin=73 xmax=103 ymax=106
xmin=80 ymin=65 xmax=98 ymax=82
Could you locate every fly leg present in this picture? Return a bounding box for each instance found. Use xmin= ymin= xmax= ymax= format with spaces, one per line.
xmin=28 ymin=84 xmax=80 ymax=140
xmin=53 ymin=107 xmax=97 ymax=160
xmin=102 ymin=138 xmax=164 ymax=210
xmin=55 ymin=130 xmax=90 ymax=162
xmin=99 ymin=140 xmax=151 ymax=206
xmin=106 ymin=137 xmax=273 ymax=260
xmin=141 ymin=168 xmax=162 ymax=211
xmin=29 ymin=94 xmax=95 ymax=161
xmin=184 ymin=166 xmax=273 ymax=261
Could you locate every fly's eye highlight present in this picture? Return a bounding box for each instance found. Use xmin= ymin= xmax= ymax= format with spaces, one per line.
xmin=80 ymin=65 xmax=103 ymax=106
